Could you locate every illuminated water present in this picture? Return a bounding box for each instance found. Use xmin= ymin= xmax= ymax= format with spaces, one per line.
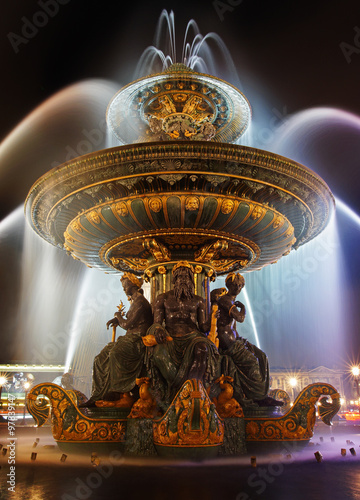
xmin=0 ymin=424 xmax=360 ymax=500
xmin=135 ymin=9 xmax=241 ymax=88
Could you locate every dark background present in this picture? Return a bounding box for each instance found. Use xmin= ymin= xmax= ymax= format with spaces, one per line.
xmin=0 ymin=0 xmax=359 ymax=371
xmin=0 ymin=0 xmax=360 ymax=215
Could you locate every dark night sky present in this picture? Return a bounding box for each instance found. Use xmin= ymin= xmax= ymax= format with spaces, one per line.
xmin=0 ymin=0 xmax=359 ymax=368
xmin=1 ymin=1 xmax=360 ymax=130
xmin=0 ymin=0 xmax=360 ymax=215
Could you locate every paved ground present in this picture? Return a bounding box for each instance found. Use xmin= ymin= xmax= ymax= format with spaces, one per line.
xmin=1 ymin=423 xmax=360 ymax=500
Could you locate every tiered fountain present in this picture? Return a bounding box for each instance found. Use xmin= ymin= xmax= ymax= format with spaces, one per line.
xmin=24 ymin=30 xmax=340 ymax=456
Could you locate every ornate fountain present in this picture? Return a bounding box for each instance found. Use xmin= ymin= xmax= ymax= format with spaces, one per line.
xmin=25 ymin=61 xmax=340 ymax=456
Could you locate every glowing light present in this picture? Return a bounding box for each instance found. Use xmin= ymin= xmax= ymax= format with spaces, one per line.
xmin=23 ymin=381 xmax=31 ymax=390
xmin=340 ymin=398 xmax=345 ymax=406
xmin=336 ymin=198 xmax=360 ymax=227
xmin=242 ymin=288 xmax=261 ymax=349
xmin=352 ymin=366 xmax=360 ymax=377
xmin=289 ymin=377 xmax=298 ymax=388
xmin=0 ymin=375 xmax=8 ymax=386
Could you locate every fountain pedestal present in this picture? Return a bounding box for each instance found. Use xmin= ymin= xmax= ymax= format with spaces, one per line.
xmin=26 ymin=380 xmax=340 ymax=457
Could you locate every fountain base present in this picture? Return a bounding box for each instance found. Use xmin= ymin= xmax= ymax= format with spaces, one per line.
xmin=26 ymin=380 xmax=340 ymax=458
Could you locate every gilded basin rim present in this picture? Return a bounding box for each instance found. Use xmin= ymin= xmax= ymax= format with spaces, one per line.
xmin=24 ymin=140 xmax=335 ymax=275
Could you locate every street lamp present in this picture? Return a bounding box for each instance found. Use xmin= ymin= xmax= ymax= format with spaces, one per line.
xmin=23 ymin=381 xmax=31 ymax=424
xmin=289 ymin=377 xmax=298 ymax=388
xmin=351 ymin=366 xmax=360 ymax=399
xmin=0 ymin=375 xmax=9 ymax=409
xmin=288 ymin=377 xmax=298 ymax=404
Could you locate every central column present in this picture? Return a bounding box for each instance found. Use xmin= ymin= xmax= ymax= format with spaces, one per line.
xmin=144 ymin=261 xmax=216 ymax=314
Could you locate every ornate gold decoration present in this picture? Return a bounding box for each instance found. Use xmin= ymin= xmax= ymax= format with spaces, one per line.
xmin=64 ymin=243 xmax=73 ymax=254
xmin=268 ymin=389 xmax=291 ymax=412
xmin=26 ymin=142 xmax=334 ymax=276
xmin=114 ymin=202 xmax=128 ymax=217
xmin=102 ymin=229 xmax=257 ymax=275
xmin=149 ymin=197 xmax=162 ymax=212
xmin=63 ymin=230 xmax=74 ymax=243
xmin=26 ymin=383 xmax=126 ymax=443
xmin=106 ymin=64 xmax=252 ymax=144
xmin=173 ymin=260 xmax=195 ymax=273
xmin=159 ymin=173 xmax=184 ymax=185
xmin=71 ymin=221 xmax=82 ymax=233
xmin=221 ymin=199 xmax=235 ymax=214
xmin=318 ymin=392 xmax=341 ymax=425
xmin=212 ymin=375 xmax=244 ymax=418
xmin=195 ymin=240 xmax=229 ymax=262
xmin=272 ymin=215 xmax=284 ymax=229
xmin=143 ymin=238 xmax=171 ymax=262
xmin=207 ymin=269 xmax=215 ymax=279
xmin=145 ymin=90 xmax=216 ymax=141
xmin=194 ymin=265 xmax=203 ymax=274
xmin=251 ymin=205 xmax=266 ymax=220
xmin=245 ymin=383 xmax=340 ymax=442
xmin=157 ymin=266 xmax=166 ymax=274
xmin=110 ymin=256 xmax=149 ymax=272
xmin=185 ymin=196 xmax=200 ymax=211
xmin=87 ymin=210 xmax=101 ymax=224
xmin=128 ymin=378 xmax=159 ymax=419
xmin=212 ymin=259 xmax=249 ymax=273
xmin=153 ymin=379 xmax=224 ymax=448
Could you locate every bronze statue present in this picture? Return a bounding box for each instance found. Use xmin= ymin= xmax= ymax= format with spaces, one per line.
xmin=60 ymin=372 xmax=75 ymax=391
xmin=213 ymin=273 xmax=282 ymax=407
xmin=146 ymin=261 xmax=219 ymax=405
xmin=80 ymin=273 xmax=153 ymax=408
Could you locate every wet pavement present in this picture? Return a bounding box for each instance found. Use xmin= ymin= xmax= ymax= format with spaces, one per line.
xmin=1 ymin=423 xmax=360 ymax=500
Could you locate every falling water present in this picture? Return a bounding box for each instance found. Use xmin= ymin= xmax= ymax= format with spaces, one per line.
xmin=63 ymin=269 xmax=129 ymax=395
xmin=134 ymin=9 xmax=242 ymax=88
xmin=0 ymin=79 xmax=119 ymax=372
xmin=242 ymin=106 xmax=360 ymax=368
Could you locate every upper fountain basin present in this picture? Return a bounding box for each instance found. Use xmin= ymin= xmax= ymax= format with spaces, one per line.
xmin=25 ymin=141 xmax=334 ymax=276
xmin=106 ymin=64 xmax=251 ymax=145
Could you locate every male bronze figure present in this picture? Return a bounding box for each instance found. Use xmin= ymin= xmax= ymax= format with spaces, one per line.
xmin=147 ymin=261 xmax=219 ymax=404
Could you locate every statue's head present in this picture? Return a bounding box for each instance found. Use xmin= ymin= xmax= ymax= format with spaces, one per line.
xmin=121 ymin=273 xmax=143 ymax=295
xmin=61 ymin=372 xmax=74 ymax=390
xmin=225 ymin=272 xmax=245 ymax=293
xmin=172 ymin=261 xmax=195 ymax=299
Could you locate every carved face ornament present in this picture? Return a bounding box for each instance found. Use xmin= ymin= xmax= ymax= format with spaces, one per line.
xmin=185 ymin=196 xmax=199 ymax=211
